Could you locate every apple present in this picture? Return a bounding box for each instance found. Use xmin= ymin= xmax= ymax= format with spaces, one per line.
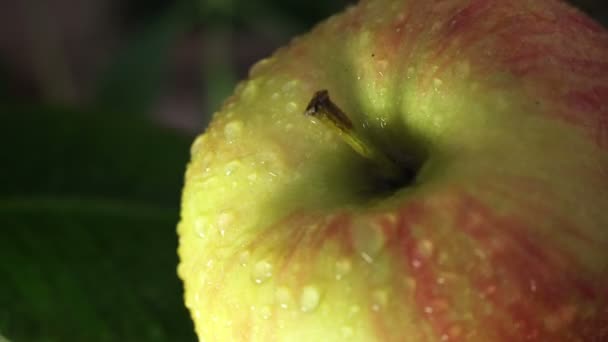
xmin=177 ymin=0 xmax=608 ymax=340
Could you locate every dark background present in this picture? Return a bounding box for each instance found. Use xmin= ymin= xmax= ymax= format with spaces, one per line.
xmin=0 ymin=0 xmax=605 ymax=341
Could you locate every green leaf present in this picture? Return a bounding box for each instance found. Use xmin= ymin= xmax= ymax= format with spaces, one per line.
xmin=0 ymin=104 xmax=196 ymax=341
xmin=0 ymin=105 xmax=191 ymax=206
xmin=0 ymin=198 xmax=196 ymax=342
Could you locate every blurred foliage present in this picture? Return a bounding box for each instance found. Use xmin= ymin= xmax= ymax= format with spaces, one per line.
xmin=94 ymin=1 xmax=198 ymax=115
xmin=0 ymin=0 xmax=606 ymax=341
xmin=0 ymin=105 xmax=195 ymax=341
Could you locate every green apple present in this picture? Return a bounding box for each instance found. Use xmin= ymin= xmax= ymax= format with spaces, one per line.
xmin=177 ymin=0 xmax=608 ymax=340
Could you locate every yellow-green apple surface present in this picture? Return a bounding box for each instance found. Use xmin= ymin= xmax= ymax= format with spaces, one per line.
xmin=177 ymin=0 xmax=608 ymax=340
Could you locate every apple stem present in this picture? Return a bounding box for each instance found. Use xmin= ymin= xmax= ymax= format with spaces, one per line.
xmin=304 ymin=89 xmax=404 ymax=183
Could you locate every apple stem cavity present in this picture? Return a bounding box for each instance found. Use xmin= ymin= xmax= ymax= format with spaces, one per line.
xmin=304 ymin=90 xmax=412 ymax=192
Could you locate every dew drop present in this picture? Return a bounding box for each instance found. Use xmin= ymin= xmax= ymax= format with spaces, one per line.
xmin=360 ymin=252 xmax=374 ymax=264
xmin=285 ymin=102 xmax=297 ymax=113
xmin=529 ymin=279 xmax=538 ymax=292
xmin=271 ymin=92 xmax=280 ymax=100
xmin=224 ymin=160 xmax=241 ymax=176
xmin=352 ymin=220 xmax=386 ymax=264
xmin=252 ymin=260 xmax=273 ymax=284
xmin=341 ymin=326 xmax=354 ymax=338
xmin=300 ymin=285 xmax=321 ymax=312
xmin=190 ymin=135 xmax=206 ymax=156
xmin=379 ymin=118 xmax=387 ymax=128
xmin=417 ymin=239 xmax=434 ymax=258
xmin=372 ymin=289 xmax=388 ymax=309
xmin=216 ymin=211 xmax=235 ymax=237
xmin=275 ymin=286 xmax=293 ymax=309
xmin=433 ymin=78 xmax=443 ymax=88
xmin=407 ymin=67 xmax=415 ymax=79
xmin=239 ymin=250 xmax=250 ymax=266
xmin=250 ymin=57 xmax=274 ymax=76
xmin=194 ymin=217 xmax=207 ymax=238
xmin=224 ymin=120 xmax=244 ymax=142
xmin=242 ymin=81 xmax=258 ymax=99
xmin=260 ymin=306 xmax=272 ymax=320
xmin=282 ymin=79 xmax=298 ymax=92
xmin=335 ymin=258 xmax=352 ymax=280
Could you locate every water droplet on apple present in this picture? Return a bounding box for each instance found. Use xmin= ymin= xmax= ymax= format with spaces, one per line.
xmin=224 ymin=160 xmax=241 ymax=176
xmin=360 ymin=252 xmax=374 ymax=264
xmin=529 ymin=279 xmax=538 ymax=292
xmin=299 ymin=285 xmax=321 ymax=312
xmin=444 ymin=324 xmax=464 ymax=340
xmin=335 ymin=257 xmax=352 ymax=280
xmin=352 ymin=220 xmax=386 ymax=263
xmin=275 ymin=286 xmax=293 ymax=309
xmin=194 ymin=217 xmax=208 ymax=238
xmin=371 ymin=288 xmax=388 ymax=311
xmin=286 ymin=101 xmax=297 ymax=113
xmin=260 ymin=306 xmax=272 ymax=320
xmin=224 ymin=120 xmax=243 ymax=142
xmin=379 ymin=118 xmax=387 ymax=128
xmin=250 ymin=57 xmax=274 ymax=76
xmin=282 ymin=79 xmax=298 ymax=92
xmin=216 ymin=211 xmax=234 ymax=237
xmin=433 ymin=78 xmax=443 ymax=88
xmin=341 ymin=326 xmax=354 ymax=338
xmin=242 ymin=80 xmax=258 ymax=99
xmin=407 ymin=67 xmax=415 ymax=79
xmin=416 ymin=239 xmax=434 ymax=258
xmin=239 ymin=250 xmax=250 ymax=266
xmin=190 ymin=135 xmax=206 ymax=156
xmin=271 ymin=92 xmax=280 ymax=100
xmin=252 ymin=260 xmax=273 ymax=284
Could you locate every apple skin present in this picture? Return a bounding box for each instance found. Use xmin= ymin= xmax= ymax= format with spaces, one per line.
xmin=177 ymin=0 xmax=608 ymax=341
